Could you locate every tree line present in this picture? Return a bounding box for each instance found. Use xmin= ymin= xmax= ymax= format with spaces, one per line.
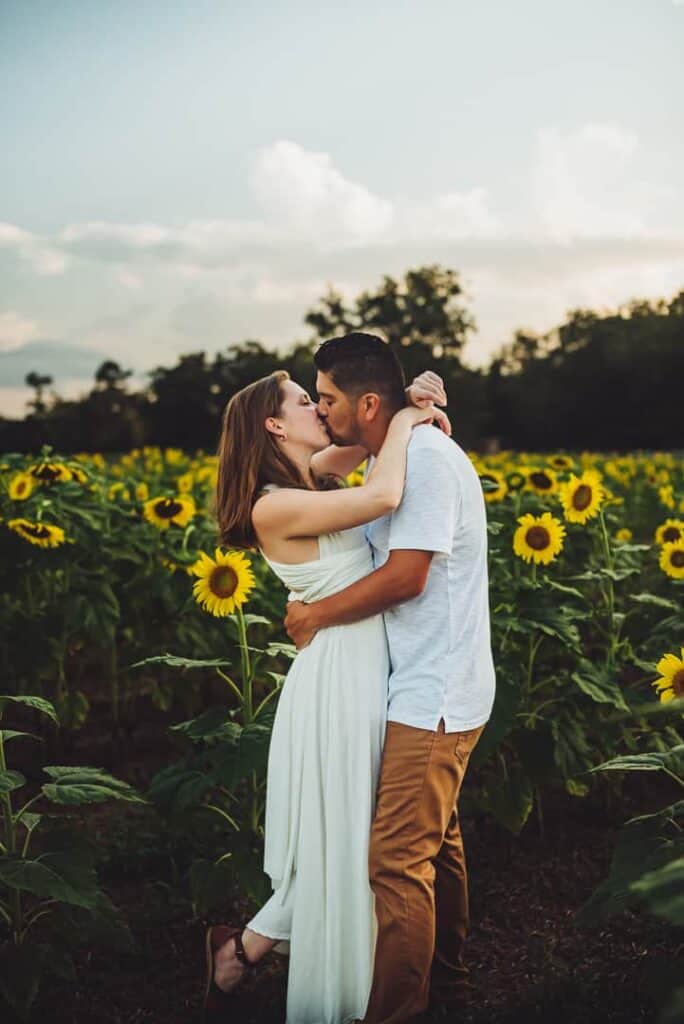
xmin=2 ymin=265 xmax=682 ymax=453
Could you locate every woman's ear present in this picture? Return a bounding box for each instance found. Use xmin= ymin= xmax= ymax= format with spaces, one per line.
xmin=265 ymin=416 xmax=287 ymax=441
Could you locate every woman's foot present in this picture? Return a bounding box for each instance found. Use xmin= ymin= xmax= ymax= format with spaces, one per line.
xmin=213 ymin=932 xmax=249 ymax=993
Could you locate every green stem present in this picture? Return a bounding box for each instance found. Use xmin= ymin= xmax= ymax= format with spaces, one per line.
xmin=662 ymin=767 xmax=684 ymax=789
xmin=0 ymin=725 xmax=22 ymax=939
xmin=216 ymin=669 xmax=243 ymax=707
xmin=598 ymin=508 xmax=616 ymax=669
xmin=526 ymin=634 xmax=544 ymax=695
xmin=236 ymin=607 xmax=253 ymax=722
xmin=253 ymin=685 xmax=281 ymax=720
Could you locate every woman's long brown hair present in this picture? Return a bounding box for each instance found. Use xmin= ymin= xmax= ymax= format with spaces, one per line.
xmin=213 ymin=370 xmax=336 ymax=549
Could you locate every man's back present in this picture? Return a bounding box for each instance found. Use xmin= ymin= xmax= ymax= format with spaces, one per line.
xmin=366 ymin=424 xmax=496 ymax=731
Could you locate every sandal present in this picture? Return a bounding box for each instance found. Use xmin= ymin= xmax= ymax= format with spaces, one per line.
xmin=202 ymin=923 xmax=257 ymax=1020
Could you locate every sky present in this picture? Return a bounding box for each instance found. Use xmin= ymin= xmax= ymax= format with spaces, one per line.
xmin=1 ymin=0 xmax=683 ymax=417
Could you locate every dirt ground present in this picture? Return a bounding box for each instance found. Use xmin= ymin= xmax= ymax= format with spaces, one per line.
xmin=9 ymin=708 xmax=683 ymax=1024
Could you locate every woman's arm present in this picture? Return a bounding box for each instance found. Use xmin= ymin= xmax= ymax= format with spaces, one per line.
xmin=252 ymin=405 xmax=436 ymax=541
xmin=310 ymin=443 xmax=368 ymax=482
xmin=309 ymin=370 xmax=449 ymax=480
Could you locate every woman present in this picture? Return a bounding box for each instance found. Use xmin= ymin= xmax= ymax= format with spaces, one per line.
xmin=203 ymin=368 xmax=448 ymax=1024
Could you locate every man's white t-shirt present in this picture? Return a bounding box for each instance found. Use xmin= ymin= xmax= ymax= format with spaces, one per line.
xmin=365 ymin=424 xmax=496 ymax=733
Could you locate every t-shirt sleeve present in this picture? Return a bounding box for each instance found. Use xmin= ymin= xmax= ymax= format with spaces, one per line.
xmin=388 ymin=441 xmax=460 ymax=555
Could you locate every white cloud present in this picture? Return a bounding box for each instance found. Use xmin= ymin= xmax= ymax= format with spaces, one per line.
xmin=0 ymin=222 xmax=68 ymax=275
xmin=1 ymin=134 xmax=682 ymax=381
xmin=0 ymin=312 xmax=40 ymax=352
xmin=250 ymin=140 xmax=394 ymax=243
xmin=533 ymin=122 xmax=676 ymax=243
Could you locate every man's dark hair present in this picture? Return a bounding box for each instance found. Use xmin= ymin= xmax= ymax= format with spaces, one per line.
xmin=313 ymin=332 xmax=406 ymax=411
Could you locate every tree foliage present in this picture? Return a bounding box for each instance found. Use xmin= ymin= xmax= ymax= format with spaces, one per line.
xmin=2 ymin=268 xmax=683 ymax=452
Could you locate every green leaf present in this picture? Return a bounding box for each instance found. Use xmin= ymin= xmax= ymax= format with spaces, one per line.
xmin=575 ymin=800 xmax=684 ymax=927
xmin=210 ymin=722 xmax=272 ymax=789
xmin=480 ymin=763 xmax=534 ymax=834
xmin=0 ymin=729 xmax=43 ymax=744
xmin=630 ymin=856 xmax=684 ymax=925
xmin=170 ymin=708 xmax=241 ymax=743
xmin=265 ymin=641 xmax=298 ymax=660
xmin=588 ymin=746 xmax=684 ymax=775
xmin=0 ymin=768 xmax=26 ymax=793
xmin=240 ymin=614 xmax=272 ymax=628
xmin=541 ymin=577 xmax=587 ymax=602
xmin=41 ymin=766 xmax=146 ymax=805
xmin=629 ymin=593 xmax=681 ymax=612
xmin=127 ymin=653 xmax=233 ymax=671
xmin=17 ymin=811 xmax=42 ymax=832
xmin=0 ymin=695 xmax=58 ymax=725
xmin=470 ymin=679 xmax=520 ymax=768
xmin=0 ymin=856 xmax=98 ymax=908
xmin=571 ymin=666 xmax=629 ymax=711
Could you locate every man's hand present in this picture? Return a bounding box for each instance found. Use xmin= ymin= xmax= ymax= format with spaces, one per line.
xmin=284 ymin=600 xmax=318 ymax=650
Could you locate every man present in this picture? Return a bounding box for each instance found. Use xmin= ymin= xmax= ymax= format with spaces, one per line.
xmin=284 ymin=332 xmax=496 ymax=1023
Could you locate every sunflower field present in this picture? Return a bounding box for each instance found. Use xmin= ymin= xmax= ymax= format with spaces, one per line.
xmin=1 ymin=442 xmax=683 ymax=1019
xmin=1 ymin=445 xmax=683 ymax=806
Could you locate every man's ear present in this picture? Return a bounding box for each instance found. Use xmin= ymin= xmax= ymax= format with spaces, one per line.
xmin=357 ymin=393 xmax=382 ymax=422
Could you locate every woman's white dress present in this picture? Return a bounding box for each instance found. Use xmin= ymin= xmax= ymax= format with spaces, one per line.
xmin=246 ymin=513 xmax=389 ymax=1024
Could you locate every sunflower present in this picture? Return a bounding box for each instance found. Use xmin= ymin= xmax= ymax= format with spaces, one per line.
xmin=478 ymin=470 xmax=508 ymax=503
xmin=525 ymin=468 xmax=558 ymax=496
xmin=8 ymin=518 xmax=66 ymax=548
xmin=9 ymin=473 xmax=35 ymax=500
xmin=558 ymin=470 xmax=604 ymax=524
xmin=505 ymin=470 xmax=527 ymax=493
xmin=659 ymin=485 xmax=676 ymax=510
xmin=615 ymin=528 xmax=633 ymax=543
xmin=107 ymin=482 xmax=131 ymax=501
xmin=659 ymin=539 xmax=684 ymax=580
xmin=191 ymin=548 xmax=256 ymax=616
xmin=513 ymin=512 xmax=566 ymax=565
xmin=345 ymin=468 xmax=365 ymax=488
xmin=135 ymin=481 xmax=149 ymax=501
xmin=652 ymin=648 xmax=684 ymax=703
xmin=548 ymin=455 xmax=575 ymax=471
xmin=160 ymin=555 xmax=196 ymax=577
xmin=67 ymin=465 xmax=88 ymax=484
xmin=655 ymin=519 xmax=684 ymax=546
xmin=176 ymin=471 xmax=195 ymax=494
xmin=196 ymin=465 xmax=218 ymax=486
xmin=143 ymin=495 xmax=196 ymax=530
xmin=27 ymin=461 xmax=71 ymax=483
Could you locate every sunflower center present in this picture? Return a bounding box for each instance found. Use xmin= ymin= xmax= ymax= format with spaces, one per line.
xmin=210 ymin=566 xmax=239 ymax=598
xmin=668 ymin=669 xmax=684 ymax=698
xmin=33 ymin=464 xmax=60 ymax=480
xmin=25 ymin=524 xmax=51 ymax=538
xmin=155 ymin=499 xmax=183 ymax=518
xmin=530 ymin=472 xmax=552 ymax=490
xmin=526 ymin=526 xmax=550 ymax=550
xmin=572 ymin=484 xmax=593 ymax=511
xmin=671 ymin=550 xmax=684 ymax=568
xmin=663 ymin=527 xmax=681 ymax=543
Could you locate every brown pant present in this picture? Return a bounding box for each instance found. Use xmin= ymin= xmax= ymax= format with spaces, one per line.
xmin=362 ymin=718 xmax=485 ymax=1024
